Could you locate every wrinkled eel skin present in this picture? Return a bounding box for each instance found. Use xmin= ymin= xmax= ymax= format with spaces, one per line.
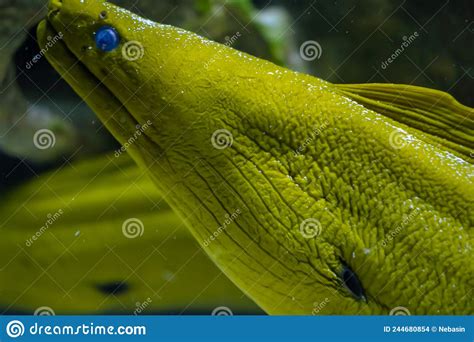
xmin=37 ymin=0 xmax=473 ymax=314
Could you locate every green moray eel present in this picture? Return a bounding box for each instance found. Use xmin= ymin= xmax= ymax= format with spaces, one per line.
xmin=0 ymin=153 xmax=260 ymax=314
xmin=37 ymin=0 xmax=473 ymax=314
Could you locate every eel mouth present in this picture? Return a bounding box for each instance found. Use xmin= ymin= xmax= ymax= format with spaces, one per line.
xmin=36 ymin=14 xmax=145 ymax=150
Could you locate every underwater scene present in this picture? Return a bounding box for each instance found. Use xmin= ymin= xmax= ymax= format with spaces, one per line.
xmin=0 ymin=0 xmax=472 ymax=318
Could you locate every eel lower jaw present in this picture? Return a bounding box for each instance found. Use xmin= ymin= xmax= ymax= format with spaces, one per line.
xmin=37 ymin=18 xmax=164 ymax=160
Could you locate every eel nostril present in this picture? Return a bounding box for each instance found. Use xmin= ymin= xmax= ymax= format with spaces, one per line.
xmin=48 ymin=9 xmax=60 ymax=19
xmin=48 ymin=0 xmax=62 ymax=18
xmin=50 ymin=0 xmax=63 ymax=8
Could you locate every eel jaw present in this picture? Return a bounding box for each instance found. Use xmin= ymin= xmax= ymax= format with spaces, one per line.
xmin=37 ymin=18 xmax=161 ymax=165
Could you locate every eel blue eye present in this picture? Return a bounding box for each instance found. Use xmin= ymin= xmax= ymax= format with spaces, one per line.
xmin=95 ymin=26 xmax=120 ymax=52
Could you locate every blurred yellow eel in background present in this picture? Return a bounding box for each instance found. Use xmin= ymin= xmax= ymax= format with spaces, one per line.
xmin=36 ymin=0 xmax=473 ymax=314
xmin=0 ymin=154 xmax=260 ymax=314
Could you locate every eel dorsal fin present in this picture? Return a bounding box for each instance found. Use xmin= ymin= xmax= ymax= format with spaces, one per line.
xmin=335 ymin=83 xmax=474 ymax=161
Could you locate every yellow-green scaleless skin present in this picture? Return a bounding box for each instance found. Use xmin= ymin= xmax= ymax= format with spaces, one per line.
xmin=38 ymin=0 xmax=473 ymax=314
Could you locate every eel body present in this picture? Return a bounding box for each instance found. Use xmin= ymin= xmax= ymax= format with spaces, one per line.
xmin=37 ymin=0 xmax=473 ymax=314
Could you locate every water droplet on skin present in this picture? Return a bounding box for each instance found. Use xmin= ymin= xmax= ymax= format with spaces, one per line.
xmin=75 ymin=231 xmax=81 ymax=237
